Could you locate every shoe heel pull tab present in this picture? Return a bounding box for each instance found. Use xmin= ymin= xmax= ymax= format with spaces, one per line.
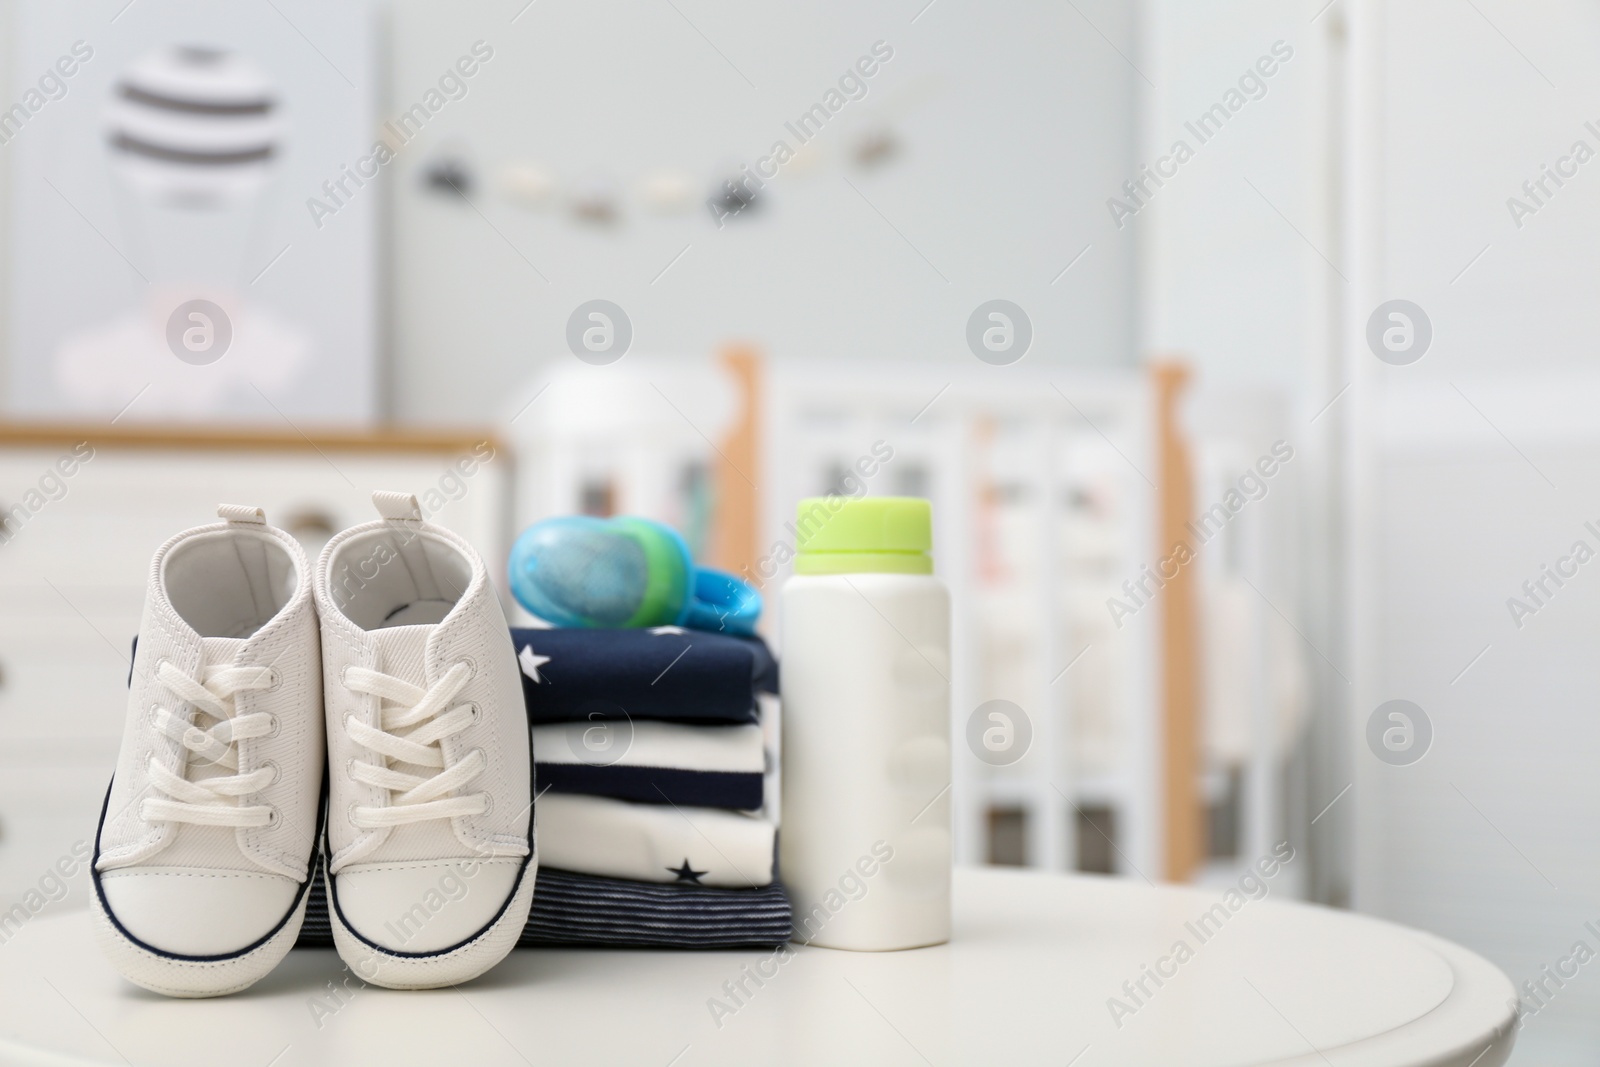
xmin=218 ymin=504 xmax=266 ymax=525
xmin=373 ymin=491 xmax=423 ymax=522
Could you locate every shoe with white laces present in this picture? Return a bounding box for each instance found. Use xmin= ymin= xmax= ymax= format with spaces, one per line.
xmin=91 ymin=505 xmax=323 ymax=998
xmin=315 ymin=492 xmax=534 ymax=989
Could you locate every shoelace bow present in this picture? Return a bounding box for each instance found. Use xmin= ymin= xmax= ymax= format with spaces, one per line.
xmin=344 ymin=662 xmax=487 ymax=828
xmin=143 ymin=661 xmax=278 ymax=828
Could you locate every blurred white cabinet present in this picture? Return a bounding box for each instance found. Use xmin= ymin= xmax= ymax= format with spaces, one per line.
xmin=0 ymin=424 xmax=510 ymax=909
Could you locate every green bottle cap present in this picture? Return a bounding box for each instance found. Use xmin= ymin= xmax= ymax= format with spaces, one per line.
xmin=793 ymin=496 xmax=933 ymax=575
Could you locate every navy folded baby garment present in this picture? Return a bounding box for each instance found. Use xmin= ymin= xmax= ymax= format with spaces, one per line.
xmin=512 ymin=626 xmax=776 ymax=726
xmin=532 ymin=720 xmax=766 ymax=810
xmin=294 ymin=862 xmax=793 ymax=951
xmin=536 ymin=762 xmax=762 ymax=809
xmin=518 ymin=868 xmax=794 ymax=949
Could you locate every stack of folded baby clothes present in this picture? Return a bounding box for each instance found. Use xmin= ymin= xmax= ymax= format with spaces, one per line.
xmin=295 ymin=624 xmax=790 ymax=951
xmin=512 ymin=625 xmax=792 ymax=948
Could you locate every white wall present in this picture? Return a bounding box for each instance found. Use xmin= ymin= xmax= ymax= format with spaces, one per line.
xmin=1348 ymin=2 xmax=1600 ymax=1062
xmin=1138 ymin=0 xmax=1328 ymax=395
xmin=382 ymin=0 xmax=1139 ymax=424
xmin=0 ymin=0 xmax=1142 ymax=419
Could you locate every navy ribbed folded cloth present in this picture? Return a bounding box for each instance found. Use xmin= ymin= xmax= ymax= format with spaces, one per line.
xmin=293 ymin=862 xmax=793 ymax=951
xmin=512 ymin=627 xmax=776 ymax=725
xmin=517 ymin=868 xmax=793 ymax=949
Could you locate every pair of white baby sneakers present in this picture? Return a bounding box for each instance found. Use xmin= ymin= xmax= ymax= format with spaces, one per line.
xmin=91 ymin=493 xmax=535 ymax=998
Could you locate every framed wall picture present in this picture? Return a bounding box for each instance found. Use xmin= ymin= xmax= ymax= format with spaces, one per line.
xmin=4 ymin=0 xmax=377 ymax=425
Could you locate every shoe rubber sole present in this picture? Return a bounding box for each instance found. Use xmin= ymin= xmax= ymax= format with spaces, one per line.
xmin=326 ymin=852 xmax=537 ymax=990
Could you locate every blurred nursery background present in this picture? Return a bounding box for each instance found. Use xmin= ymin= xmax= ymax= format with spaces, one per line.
xmin=1 ymin=0 xmax=1598 ymax=1061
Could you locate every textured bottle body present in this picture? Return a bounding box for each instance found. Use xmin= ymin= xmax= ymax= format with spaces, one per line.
xmin=779 ymin=573 xmax=951 ymax=950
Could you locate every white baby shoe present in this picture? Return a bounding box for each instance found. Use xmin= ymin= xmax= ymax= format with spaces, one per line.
xmin=315 ymin=492 xmax=534 ymax=989
xmin=92 ymin=506 xmax=323 ymax=998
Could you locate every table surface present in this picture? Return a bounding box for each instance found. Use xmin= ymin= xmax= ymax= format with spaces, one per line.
xmin=0 ymin=868 xmax=1516 ymax=1067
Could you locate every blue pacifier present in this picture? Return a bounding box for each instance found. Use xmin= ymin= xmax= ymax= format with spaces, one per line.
xmin=507 ymin=515 xmax=762 ymax=635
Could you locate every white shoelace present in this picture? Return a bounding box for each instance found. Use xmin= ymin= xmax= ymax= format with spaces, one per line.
xmin=143 ymin=661 xmax=278 ymax=828
xmin=344 ymin=662 xmax=487 ymax=828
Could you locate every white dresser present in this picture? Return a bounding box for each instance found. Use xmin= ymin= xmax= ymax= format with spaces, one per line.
xmin=0 ymin=424 xmax=511 ymax=912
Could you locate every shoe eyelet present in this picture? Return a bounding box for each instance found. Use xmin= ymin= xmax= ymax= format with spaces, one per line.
xmin=465 ymin=703 xmax=481 ymax=725
xmin=265 ymin=807 xmax=281 ymax=828
xmin=344 ymin=757 xmax=358 ymax=779
xmin=264 ymin=668 xmax=283 ymax=693
xmin=265 ymin=715 xmax=282 ymax=739
xmin=146 ymin=704 xmax=163 ymax=727
xmin=477 ymin=790 xmax=494 ymax=816
xmin=347 ymin=802 xmax=361 ymax=828
xmin=455 ymin=657 xmax=477 ymax=679
xmin=261 ymin=760 xmax=281 ymax=787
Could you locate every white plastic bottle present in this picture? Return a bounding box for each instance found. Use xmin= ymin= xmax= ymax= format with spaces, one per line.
xmin=780 ymin=496 xmax=951 ymax=950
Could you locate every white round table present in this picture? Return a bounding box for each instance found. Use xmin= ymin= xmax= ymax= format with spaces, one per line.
xmin=0 ymin=868 xmax=1516 ymax=1067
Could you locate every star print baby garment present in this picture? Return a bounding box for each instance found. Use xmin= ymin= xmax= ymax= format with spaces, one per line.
xmin=530 ymin=719 xmax=766 ymax=810
xmin=535 ymin=792 xmax=777 ymax=888
xmin=512 ymin=627 xmax=776 ymax=725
